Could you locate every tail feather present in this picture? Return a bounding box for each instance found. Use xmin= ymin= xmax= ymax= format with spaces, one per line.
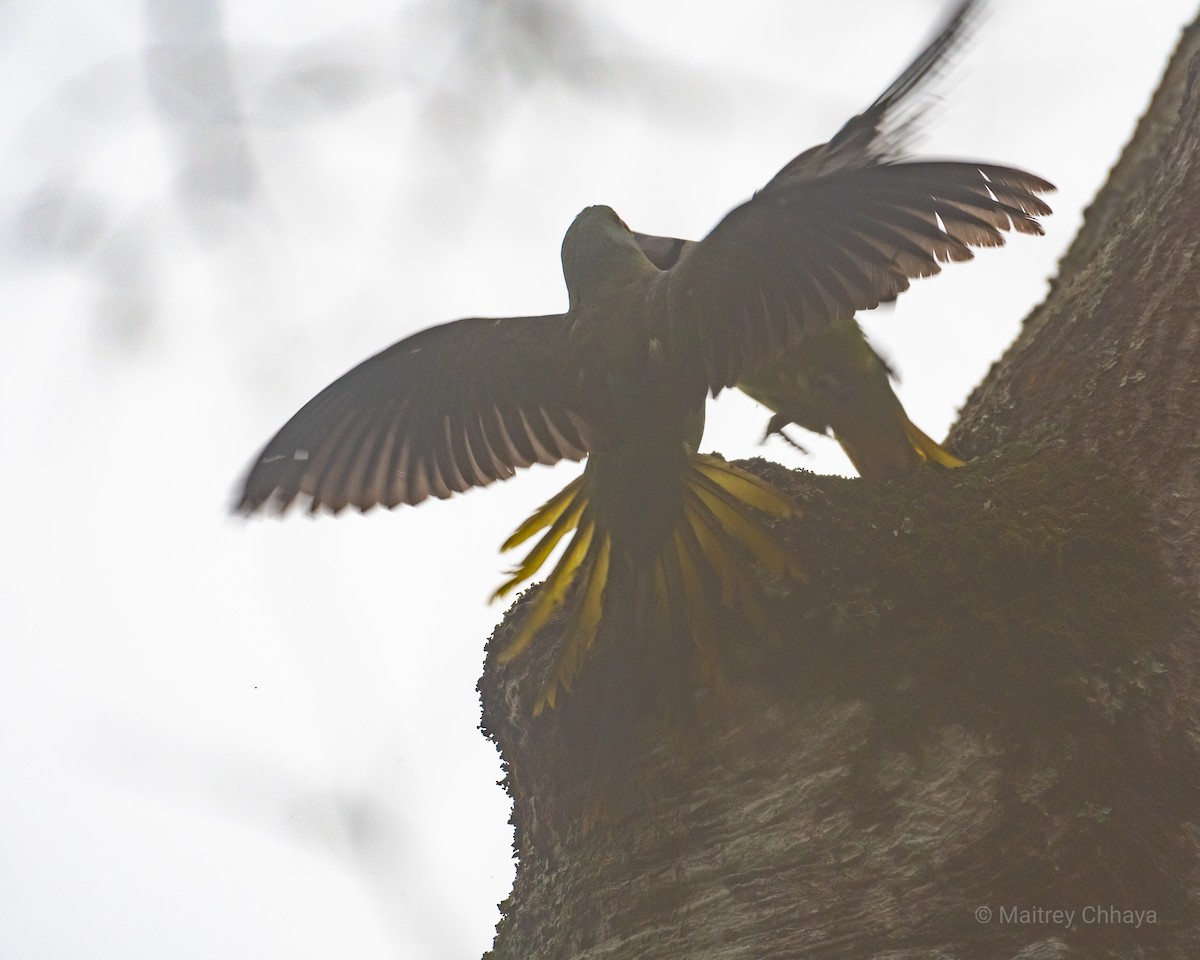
xmin=671 ymin=509 xmax=727 ymax=681
xmin=652 ymin=528 xmax=694 ymax=653
xmin=495 ymin=503 xmax=599 ymax=665
xmin=496 ymin=475 xmax=586 ymax=567
xmin=494 ymin=454 xmax=802 ymax=713
xmin=689 ymin=468 xmax=804 ymax=583
xmin=692 ymin=456 xmax=799 ymax=518
xmin=539 ymin=527 xmax=612 ymax=712
xmin=902 ymin=417 xmax=966 ymax=469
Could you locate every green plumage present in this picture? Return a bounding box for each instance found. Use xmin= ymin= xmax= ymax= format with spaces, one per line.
xmin=739 ymin=318 xmax=965 ymax=480
xmin=235 ymin=1 xmax=1051 ymax=798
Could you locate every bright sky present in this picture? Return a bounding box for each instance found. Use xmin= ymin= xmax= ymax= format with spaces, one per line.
xmin=2 ymin=1 xmax=1195 ymax=957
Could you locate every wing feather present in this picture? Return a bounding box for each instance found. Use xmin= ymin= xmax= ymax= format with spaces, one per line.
xmin=237 ymin=314 xmax=614 ymax=514
xmin=652 ymin=161 xmax=1052 ymax=388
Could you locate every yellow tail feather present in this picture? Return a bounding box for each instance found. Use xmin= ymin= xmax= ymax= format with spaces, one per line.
xmin=498 ymin=475 xmax=586 ymax=553
xmin=494 ymin=454 xmax=803 ymax=712
xmin=493 ymin=476 xmax=588 ymax=599
xmin=902 ymin=418 xmax=966 ymax=469
xmin=496 ymin=514 xmax=597 ymax=664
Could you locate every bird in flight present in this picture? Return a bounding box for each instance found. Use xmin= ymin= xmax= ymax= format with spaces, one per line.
xmin=236 ymin=0 xmax=1052 ymax=714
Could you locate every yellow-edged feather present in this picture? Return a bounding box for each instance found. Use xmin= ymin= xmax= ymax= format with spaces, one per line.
xmin=495 ymin=453 xmax=802 ymax=712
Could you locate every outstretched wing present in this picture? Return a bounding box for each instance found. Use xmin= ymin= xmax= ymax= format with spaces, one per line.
xmin=655 ymin=162 xmax=1052 ymax=389
xmin=767 ymin=0 xmax=980 ymax=184
xmin=236 ymin=314 xmax=613 ymax=515
xmin=649 ymin=0 xmax=1053 ymax=390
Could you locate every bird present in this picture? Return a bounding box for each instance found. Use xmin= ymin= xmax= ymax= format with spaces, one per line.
xmin=636 ymin=222 xmax=965 ymax=480
xmin=739 ymin=319 xmax=967 ymax=479
xmin=235 ymin=0 xmax=1052 ymax=717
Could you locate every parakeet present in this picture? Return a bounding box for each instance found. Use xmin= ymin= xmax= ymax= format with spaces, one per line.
xmin=739 ymin=319 xmax=965 ymax=480
xmin=236 ymin=0 xmax=1051 ymax=715
xmin=632 ymin=236 xmax=967 ymax=481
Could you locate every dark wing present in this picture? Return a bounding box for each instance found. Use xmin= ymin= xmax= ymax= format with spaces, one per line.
xmin=766 ymin=0 xmax=980 ymax=185
xmin=649 ymin=0 xmax=1052 ymax=390
xmin=634 ymin=0 xmax=985 ymax=275
xmin=654 ymin=162 xmax=1052 ymax=389
xmin=236 ymin=314 xmax=612 ymax=515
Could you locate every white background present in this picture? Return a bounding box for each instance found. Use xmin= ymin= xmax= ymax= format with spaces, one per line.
xmin=2 ymin=1 xmax=1194 ymax=957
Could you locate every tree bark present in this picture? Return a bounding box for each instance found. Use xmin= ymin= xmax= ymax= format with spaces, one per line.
xmin=481 ymin=13 xmax=1200 ymax=959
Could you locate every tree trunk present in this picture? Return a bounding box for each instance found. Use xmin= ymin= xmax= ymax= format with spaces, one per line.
xmin=481 ymin=13 xmax=1200 ymax=959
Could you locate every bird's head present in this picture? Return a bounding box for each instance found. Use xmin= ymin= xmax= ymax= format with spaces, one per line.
xmin=561 ymin=205 xmax=654 ymax=311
